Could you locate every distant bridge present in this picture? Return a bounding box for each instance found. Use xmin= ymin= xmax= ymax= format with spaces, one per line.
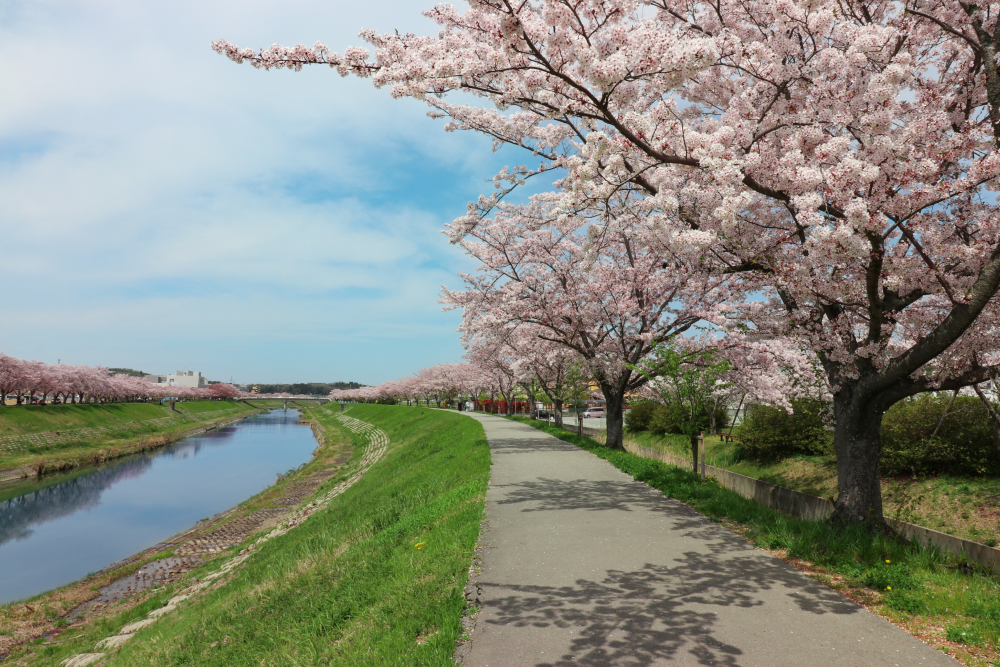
xmin=241 ymin=397 xmax=331 ymax=404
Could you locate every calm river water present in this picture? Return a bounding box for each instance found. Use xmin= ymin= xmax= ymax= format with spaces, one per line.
xmin=0 ymin=408 xmax=317 ymax=605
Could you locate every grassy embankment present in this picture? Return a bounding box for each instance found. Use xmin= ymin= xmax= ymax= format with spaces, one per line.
xmin=621 ymin=429 xmax=1000 ymax=544
xmin=12 ymin=404 xmax=490 ymax=667
xmin=0 ymin=401 xmax=345 ymax=659
xmin=0 ymin=401 xmax=262 ymax=475
xmin=514 ymin=416 xmax=1000 ymax=666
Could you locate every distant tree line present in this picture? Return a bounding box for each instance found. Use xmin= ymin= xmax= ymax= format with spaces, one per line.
xmin=252 ymin=382 xmax=363 ymax=396
xmin=107 ymin=368 xmax=149 ymax=378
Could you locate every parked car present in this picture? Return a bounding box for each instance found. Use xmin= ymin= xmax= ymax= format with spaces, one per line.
xmin=581 ymin=407 xmax=605 ymax=418
xmin=536 ymin=410 xmax=550 ymax=419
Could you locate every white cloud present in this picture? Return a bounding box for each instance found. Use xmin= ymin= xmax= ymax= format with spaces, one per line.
xmin=0 ymin=0 xmax=511 ymax=382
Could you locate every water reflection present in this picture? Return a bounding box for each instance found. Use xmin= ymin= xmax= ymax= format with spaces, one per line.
xmin=0 ymin=408 xmax=317 ymax=604
xmin=1 ymin=457 xmax=153 ymax=548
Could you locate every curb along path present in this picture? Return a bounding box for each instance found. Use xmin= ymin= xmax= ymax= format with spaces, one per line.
xmin=61 ymin=412 xmax=388 ymax=667
xmin=458 ymin=413 xmax=957 ymax=667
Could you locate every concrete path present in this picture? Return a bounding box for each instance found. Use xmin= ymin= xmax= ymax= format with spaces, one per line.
xmin=457 ymin=413 xmax=956 ymax=667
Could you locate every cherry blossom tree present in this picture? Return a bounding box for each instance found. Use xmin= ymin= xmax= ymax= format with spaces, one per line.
xmin=509 ymin=328 xmax=587 ymax=427
xmin=466 ymin=338 xmax=521 ymax=415
xmin=0 ymin=354 xmax=242 ymax=405
xmin=206 ymin=383 xmax=242 ymax=399
xmin=443 ymin=195 xmax=732 ymax=446
xmin=0 ymin=355 xmax=25 ymax=405
xmin=216 ymin=0 xmax=1000 ymax=524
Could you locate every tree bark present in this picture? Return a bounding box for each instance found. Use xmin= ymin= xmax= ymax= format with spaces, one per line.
xmin=931 ymin=389 xmax=959 ymax=438
xmin=553 ymin=398 xmax=563 ymax=427
xmin=602 ymin=385 xmax=626 ymax=448
xmin=520 ymin=383 xmax=538 ymax=420
xmin=831 ymin=389 xmax=887 ymax=527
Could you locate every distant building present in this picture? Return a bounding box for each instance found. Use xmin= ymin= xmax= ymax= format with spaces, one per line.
xmin=144 ymin=370 xmax=208 ymax=388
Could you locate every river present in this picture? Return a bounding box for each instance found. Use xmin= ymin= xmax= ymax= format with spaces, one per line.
xmin=0 ymin=408 xmax=317 ymax=605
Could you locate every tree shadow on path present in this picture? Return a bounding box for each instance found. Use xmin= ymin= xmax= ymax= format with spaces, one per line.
xmin=486 ymin=434 xmax=584 ymax=455
xmin=481 ymin=547 xmax=860 ymax=667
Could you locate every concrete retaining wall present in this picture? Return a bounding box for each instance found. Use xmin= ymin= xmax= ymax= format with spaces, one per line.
xmin=580 ymin=426 xmax=1000 ymax=573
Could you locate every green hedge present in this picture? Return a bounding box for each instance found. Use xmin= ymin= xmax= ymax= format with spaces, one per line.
xmin=881 ymin=394 xmax=999 ymax=475
xmin=734 ymin=399 xmax=832 ymax=461
xmin=625 ymin=399 xmax=727 ymax=436
xmin=730 ymin=393 xmax=1000 ymax=475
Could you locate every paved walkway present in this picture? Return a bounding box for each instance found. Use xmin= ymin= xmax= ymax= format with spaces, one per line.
xmin=458 ymin=413 xmax=956 ymax=667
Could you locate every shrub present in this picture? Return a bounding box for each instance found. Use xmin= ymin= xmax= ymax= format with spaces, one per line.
xmin=735 ymin=399 xmax=832 ymax=461
xmin=624 ymin=400 xmax=657 ymax=432
xmin=880 ymin=394 xmax=998 ymax=475
xmin=648 ymin=402 xmax=685 ymax=435
xmin=626 ymin=401 xmax=727 ymax=435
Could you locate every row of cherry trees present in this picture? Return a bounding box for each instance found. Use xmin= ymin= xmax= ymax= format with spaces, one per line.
xmin=329 ymin=363 xmax=489 ymax=408
xmin=219 ymin=0 xmax=1000 ymax=525
xmin=0 ymin=354 xmax=241 ymax=405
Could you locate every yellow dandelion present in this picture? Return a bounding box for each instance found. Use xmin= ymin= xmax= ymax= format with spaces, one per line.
xmin=885 ymin=559 xmax=891 ymax=564
xmin=415 ymin=542 xmax=425 ymax=549
xmin=886 ymin=586 xmax=892 ymax=590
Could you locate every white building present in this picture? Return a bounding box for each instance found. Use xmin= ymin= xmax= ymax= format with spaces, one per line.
xmin=144 ymin=370 xmax=208 ymax=388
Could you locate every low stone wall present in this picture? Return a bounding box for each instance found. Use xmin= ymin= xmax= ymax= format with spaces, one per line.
xmin=580 ymin=426 xmax=1000 ymax=573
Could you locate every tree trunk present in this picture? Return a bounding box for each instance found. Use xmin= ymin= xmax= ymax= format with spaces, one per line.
xmin=602 ymin=386 xmax=626 ymax=448
xmin=932 ymin=389 xmax=959 ymax=438
xmin=690 ymin=433 xmax=699 ymax=473
xmin=832 ymin=389 xmax=887 ymax=527
xmin=553 ymin=399 xmax=563 ymax=427
xmin=520 ymin=384 xmax=538 ymax=420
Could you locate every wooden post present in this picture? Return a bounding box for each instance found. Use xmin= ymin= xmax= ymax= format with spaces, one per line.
xmin=691 ymin=433 xmax=699 ymax=474
xmin=700 ymin=431 xmax=706 ymax=481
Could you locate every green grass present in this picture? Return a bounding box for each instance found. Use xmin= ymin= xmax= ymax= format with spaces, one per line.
xmin=625 ymin=429 xmax=1000 ymax=544
xmin=29 ymin=405 xmax=490 ymax=667
xmin=0 ymin=401 xmax=260 ymax=471
xmin=0 ymin=403 xmax=174 ymax=436
xmin=514 ymin=417 xmax=1000 ymax=662
xmin=624 ymin=430 xmax=836 ymax=494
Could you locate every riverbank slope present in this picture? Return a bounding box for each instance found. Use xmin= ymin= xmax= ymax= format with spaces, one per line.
xmin=5 ymin=405 xmax=490 ymax=667
xmin=0 ymin=401 xmax=262 ymax=480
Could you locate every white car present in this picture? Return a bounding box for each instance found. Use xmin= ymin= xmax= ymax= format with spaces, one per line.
xmin=581 ymin=407 xmax=605 ymax=418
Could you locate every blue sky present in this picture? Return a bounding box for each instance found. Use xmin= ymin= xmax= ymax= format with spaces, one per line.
xmin=0 ymin=0 xmax=551 ymax=384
